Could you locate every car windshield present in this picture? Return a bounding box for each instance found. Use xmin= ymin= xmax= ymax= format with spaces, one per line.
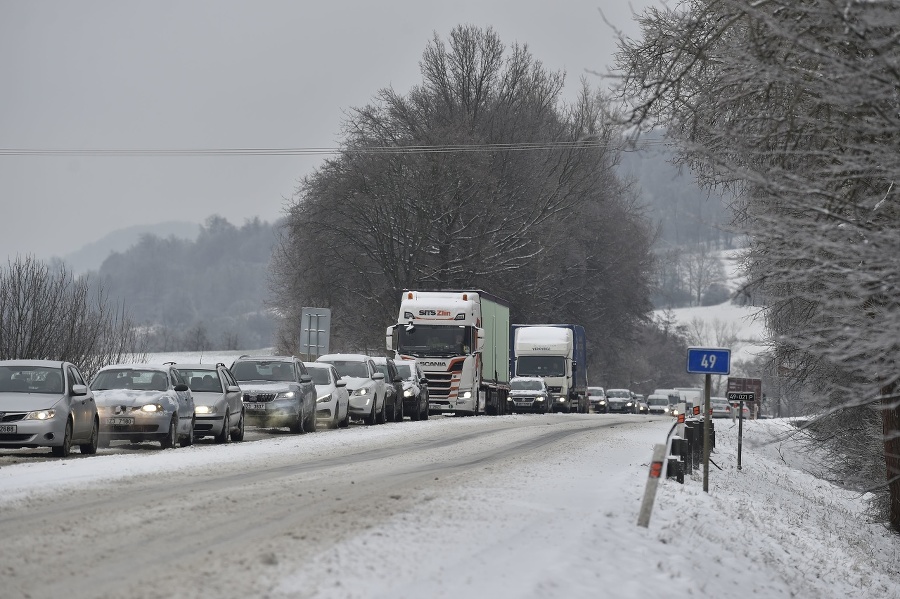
xmin=395 ymin=364 xmax=413 ymax=379
xmin=587 ymin=387 xmax=603 ymax=396
xmin=307 ymin=367 xmax=331 ymax=386
xmin=179 ymin=370 xmax=223 ymax=393
xmin=516 ymin=356 xmax=565 ymax=377
xmin=323 ymin=360 xmax=369 ymax=379
xmin=374 ymin=364 xmax=390 ymax=379
xmin=92 ymin=369 xmax=168 ymax=392
xmin=232 ymin=361 xmax=294 ymax=382
xmin=607 ymin=390 xmax=631 ymax=398
xmin=511 ymin=379 xmax=544 ymax=391
xmin=396 ymin=324 xmax=472 ymax=357
xmin=648 ymin=397 xmax=669 ymax=406
xmin=0 ymin=365 xmax=64 ymax=394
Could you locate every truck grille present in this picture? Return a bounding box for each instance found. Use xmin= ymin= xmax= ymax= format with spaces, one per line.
xmin=425 ymin=373 xmax=452 ymax=399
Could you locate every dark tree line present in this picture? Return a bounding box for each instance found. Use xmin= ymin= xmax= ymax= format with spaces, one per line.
xmin=270 ymin=25 xmax=657 ymax=385
xmin=0 ymin=256 xmax=142 ymax=379
xmin=95 ymin=215 xmax=278 ymax=351
xmin=616 ymin=0 xmax=900 ymax=530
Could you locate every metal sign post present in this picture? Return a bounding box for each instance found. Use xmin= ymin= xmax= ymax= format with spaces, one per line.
xmin=727 ymin=390 xmax=756 ymax=470
xmin=686 ymin=347 xmax=731 ymax=493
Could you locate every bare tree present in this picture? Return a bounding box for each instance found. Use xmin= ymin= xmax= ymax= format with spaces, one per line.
xmin=616 ymin=0 xmax=900 ymax=530
xmin=0 ymin=256 xmax=145 ymax=379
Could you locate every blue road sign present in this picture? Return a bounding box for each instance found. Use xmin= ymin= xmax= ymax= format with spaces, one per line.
xmin=686 ymin=347 xmax=731 ymax=375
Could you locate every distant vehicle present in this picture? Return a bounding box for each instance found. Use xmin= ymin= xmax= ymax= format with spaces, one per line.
xmin=230 ymin=356 xmax=317 ymax=434
xmin=315 ymin=354 xmax=386 ymax=425
xmin=177 ymin=362 xmax=245 ymax=443
xmin=0 ymin=360 xmax=99 ymax=457
xmin=371 ymin=357 xmax=405 ymax=422
xmin=303 ymin=362 xmax=350 ymax=429
xmin=711 ymin=396 xmax=731 ymax=418
xmin=510 ymin=324 xmax=589 ymax=413
xmin=646 ymin=394 xmax=673 ymax=415
xmin=634 ymin=394 xmax=649 ymax=415
xmin=587 ymin=386 xmax=607 ymax=413
xmin=605 ymin=388 xmax=634 ymax=413
xmin=91 ymin=363 xmax=194 ymax=449
xmin=394 ymin=358 xmax=429 ymax=421
xmin=507 ymin=376 xmax=551 ymax=414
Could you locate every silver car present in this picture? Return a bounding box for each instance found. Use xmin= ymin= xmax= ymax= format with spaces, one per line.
xmin=0 ymin=360 xmax=99 ymax=457
xmin=315 ymin=354 xmax=386 ymax=425
xmin=304 ymin=362 xmax=350 ymax=429
xmin=177 ymin=363 xmax=245 ymax=443
xmin=91 ymin=364 xmax=195 ymax=449
xmin=230 ymin=356 xmax=317 ymax=433
xmin=394 ymin=358 xmax=429 ymax=421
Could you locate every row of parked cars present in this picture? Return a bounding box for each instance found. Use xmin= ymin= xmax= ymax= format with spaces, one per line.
xmin=0 ymin=352 xmax=432 ymax=457
xmin=586 ymin=387 xmax=650 ymax=415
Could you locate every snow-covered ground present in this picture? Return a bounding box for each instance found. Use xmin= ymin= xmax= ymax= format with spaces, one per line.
xmin=2 ymin=415 xmax=897 ymax=598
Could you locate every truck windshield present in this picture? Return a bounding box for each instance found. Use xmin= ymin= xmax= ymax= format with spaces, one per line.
xmin=397 ymin=325 xmax=471 ymax=357
xmin=516 ymin=356 xmax=565 ymax=377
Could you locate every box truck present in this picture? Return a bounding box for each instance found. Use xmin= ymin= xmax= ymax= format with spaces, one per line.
xmin=510 ymin=324 xmax=589 ymax=413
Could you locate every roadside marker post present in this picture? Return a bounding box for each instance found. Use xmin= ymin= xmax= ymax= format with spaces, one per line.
xmin=637 ymin=443 xmax=667 ymax=528
xmin=686 ymin=347 xmax=731 ymax=493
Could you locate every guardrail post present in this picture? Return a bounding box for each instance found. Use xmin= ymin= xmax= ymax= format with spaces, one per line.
xmin=637 ymin=444 xmax=667 ymax=527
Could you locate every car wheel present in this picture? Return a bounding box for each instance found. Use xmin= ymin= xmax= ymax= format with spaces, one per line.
xmin=422 ymin=397 xmax=429 ymax=420
xmin=214 ymin=410 xmax=230 ymax=444
xmin=79 ymin=417 xmax=100 ymax=455
xmin=161 ymin=416 xmax=178 ymax=449
xmin=51 ymin=418 xmax=73 ymax=457
xmin=305 ymin=400 xmax=317 ymax=433
xmin=375 ymin=395 xmax=386 ymax=425
xmin=339 ymin=402 xmax=350 ymax=428
xmin=180 ymin=416 xmax=195 ymax=447
xmin=230 ymin=409 xmax=245 ymax=442
xmin=393 ymin=398 xmax=403 ymax=422
xmin=289 ymin=414 xmax=304 ymax=434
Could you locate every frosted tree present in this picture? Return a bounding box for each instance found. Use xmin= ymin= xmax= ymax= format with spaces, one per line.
xmin=616 ymin=0 xmax=900 ymax=530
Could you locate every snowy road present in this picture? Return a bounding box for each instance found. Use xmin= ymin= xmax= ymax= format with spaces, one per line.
xmin=0 ymin=413 xmax=670 ymax=599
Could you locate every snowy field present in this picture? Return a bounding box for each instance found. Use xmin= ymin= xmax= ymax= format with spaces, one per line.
xmin=2 ymin=414 xmax=897 ymax=598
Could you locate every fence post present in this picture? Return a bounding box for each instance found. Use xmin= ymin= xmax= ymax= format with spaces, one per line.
xmin=637 ymin=444 xmax=667 ymax=528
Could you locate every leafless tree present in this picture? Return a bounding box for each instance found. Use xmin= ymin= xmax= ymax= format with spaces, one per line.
xmin=616 ymin=0 xmax=900 ymax=530
xmin=0 ymin=256 xmax=145 ymax=379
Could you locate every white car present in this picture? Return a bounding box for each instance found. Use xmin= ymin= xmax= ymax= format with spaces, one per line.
xmin=304 ymin=362 xmax=350 ymax=429
xmin=315 ymin=354 xmax=386 ymax=425
xmin=177 ymin=362 xmax=246 ymax=443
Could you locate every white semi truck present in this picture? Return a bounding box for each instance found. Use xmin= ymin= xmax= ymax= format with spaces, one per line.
xmin=386 ymin=290 xmax=511 ymax=416
xmin=510 ymin=324 xmax=589 ymax=413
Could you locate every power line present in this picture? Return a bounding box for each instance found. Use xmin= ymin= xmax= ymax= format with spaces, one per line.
xmin=0 ymin=139 xmax=672 ymax=157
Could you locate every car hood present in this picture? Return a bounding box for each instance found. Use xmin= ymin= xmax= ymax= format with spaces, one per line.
xmin=191 ymin=390 xmax=225 ymax=406
xmin=93 ymin=389 xmax=170 ymax=407
xmin=313 ymin=384 xmax=335 ymax=395
xmin=509 ymin=390 xmax=545 ymax=397
xmin=339 ymin=377 xmax=374 ymax=391
xmin=237 ymin=381 xmax=294 ymax=394
xmin=0 ymin=393 xmax=65 ymax=411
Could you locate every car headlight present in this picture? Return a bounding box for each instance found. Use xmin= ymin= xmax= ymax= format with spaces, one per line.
xmin=599 ymin=400 xmax=606 ymax=405
xmin=317 ymin=394 xmax=332 ymax=403
xmin=626 ymin=402 xmax=633 ymax=407
xmin=25 ymin=409 xmax=56 ymax=420
xmin=459 ymin=391 xmax=472 ymax=399
xmin=275 ymin=391 xmax=296 ymax=399
xmin=536 ymin=396 xmax=546 ymax=402
xmin=194 ymin=405 xmax=216 ymax=415
xmin=141 ymin=404 xmax=165 ymax=413
xmin=557 ymin=397 xmax=566 ymax=403
xmin=403 ymin=388 xmax=415 ymax=397
xmin=353 ymin=388 xmax=369 ymax=396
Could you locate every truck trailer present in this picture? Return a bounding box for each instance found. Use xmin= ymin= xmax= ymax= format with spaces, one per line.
xmin=510 ymin=324 xmax=589 ymax=413
xmin=386 ymin=290 xmax=510 ymax=416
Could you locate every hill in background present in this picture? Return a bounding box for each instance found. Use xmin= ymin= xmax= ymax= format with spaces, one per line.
xmin=63 ymin=221 xmax=201 ymax=275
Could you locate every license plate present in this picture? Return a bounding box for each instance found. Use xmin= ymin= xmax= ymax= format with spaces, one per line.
xmin=515 ymin=402 xmax=531 ymax=407
xmin=105 ymin=417 xmax=134 ymax=426
xmin=0 ymin=424 xmax=16 ymax=433
xmin=246 ymin=402 xmax=267 ymax=411
xmin=429 ymin=403 xmax=443 ymax=410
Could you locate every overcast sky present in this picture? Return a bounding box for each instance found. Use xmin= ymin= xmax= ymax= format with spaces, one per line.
xmin=1 ymin=1 xmax=657 ymax=263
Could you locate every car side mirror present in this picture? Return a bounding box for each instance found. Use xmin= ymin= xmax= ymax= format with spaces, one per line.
xmin=420 ymin=377 xmax=428 ymax=385
xmin=373 ymin=372 xmax=385 ymax=381
xmin=336 ymin=380 xmax=347 ymax=387
xmin=226 ymin=385 xmax=240 ymax=392
xmin=174 ymin=384 xmax=189 ymax=392
xmin=393 ymin=376 xmax=403 ymax=383
xmin=300 ymin=374 xmax=312 ymax=383
xmin=71 ymin=384 xmax=88 ymax=396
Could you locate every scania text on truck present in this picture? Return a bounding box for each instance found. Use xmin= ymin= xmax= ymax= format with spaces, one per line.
xmin=510 ymin=324 xmax=589 ymax=413
xmin=386 ymin=290 xmax=510 ymax=416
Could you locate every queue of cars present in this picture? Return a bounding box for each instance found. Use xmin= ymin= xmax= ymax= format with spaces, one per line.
xmin=1 ymin=352 xmax=682 ymax=458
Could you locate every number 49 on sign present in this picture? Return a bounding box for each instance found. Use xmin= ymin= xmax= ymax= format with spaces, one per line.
xmin=686 ymin=347 xmax=731 ymax=375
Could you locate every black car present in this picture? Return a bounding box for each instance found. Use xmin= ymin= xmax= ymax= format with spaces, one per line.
xmin=230 ymin=356 xmax=317 ymax=433
xmin=372 ymin=357 xmax=404 ymax=422
xmin=394 ymin=358 xmax=429 ymax=421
